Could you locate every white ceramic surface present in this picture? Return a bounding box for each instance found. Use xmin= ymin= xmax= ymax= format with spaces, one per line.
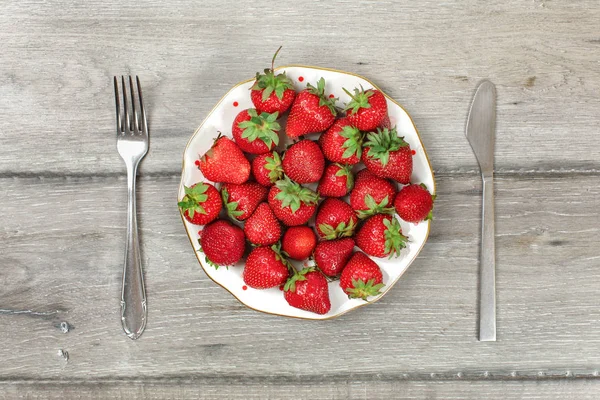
xmin=178 ymin=65 xmax=435 ymax=320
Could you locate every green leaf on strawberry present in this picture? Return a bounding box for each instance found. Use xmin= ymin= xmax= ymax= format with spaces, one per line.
xmin=220 ymin=187 xmax=244 ymax=221
xmin=178 ymin=183 xmax=209 ymax=218
xmin=334 ymin=163 xmax=355 ymax=192
xmin=364 ymin=127 xmax=408 ymax=166
xmin=318 ymin=218 xmax=357 ymax=240
xmin=340 ymin=125 xmax=363 ymax=160
xmin=346 ymin=278 xmax=385 ymax=300
xmin=383 ymin=217 xmax=408 ymax=258
xmin=284 ymin=267 xmax=315 ymax=292
xmin=264 ymin=151 xmax=283 ymax=182
xmin=343 ymin=86 xmax=373 ymax=115
xmin=306 ymin=77 xmax=338 ymax=116
xmin=356 ymin=194 xmax=395 ymax=219
xmin=251 ymin=46 xmax=295 ymax=101
xmin=237 ymin=109 xmax=281 ymax=148
xmin=274 ymin=176 xmax=319 ymax=213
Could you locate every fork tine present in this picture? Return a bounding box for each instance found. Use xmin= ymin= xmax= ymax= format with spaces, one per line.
xmin=136 ymin=76 xmax=148 ymax=135
xmin=128 ymin=76 xmax=139 ymax=133
xmin=113 ymin=76 xmax=122 ymax=133
xmin=121 ymin=76 xmax=131 ymax=134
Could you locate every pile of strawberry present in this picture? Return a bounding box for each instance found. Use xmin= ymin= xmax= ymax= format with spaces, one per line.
xmin=179 ymin=49 xmax=435 ymax=315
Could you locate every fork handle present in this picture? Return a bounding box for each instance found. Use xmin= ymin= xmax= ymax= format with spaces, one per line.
xmin=121 ymin=161 xmax=147 ymax=339
xmin=479 ymin=175 xmax=496 ymax=341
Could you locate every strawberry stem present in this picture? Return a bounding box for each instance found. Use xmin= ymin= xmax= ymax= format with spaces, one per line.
xmin=271 ymin=46 xmax=282 ymax=73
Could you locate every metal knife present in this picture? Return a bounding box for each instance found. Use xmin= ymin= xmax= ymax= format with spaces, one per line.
xmin=466 ymin=80 xmax=497 ymax=342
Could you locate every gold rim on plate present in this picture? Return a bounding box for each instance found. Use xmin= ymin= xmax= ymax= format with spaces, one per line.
xmin=178 ymin=65 xmax=435 ymax=320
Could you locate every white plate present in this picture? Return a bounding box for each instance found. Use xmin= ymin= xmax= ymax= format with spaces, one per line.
xmin=178 ymin=65 xmax=435 ymax=320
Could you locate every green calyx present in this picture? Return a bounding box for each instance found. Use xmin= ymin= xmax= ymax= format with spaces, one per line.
xmin=334 ymin=163 xmax=355 ymax=192
xmin=221 ymin=187 xmax=244 ymax=221
xmin=343 ymin=86 xmax=374 ymax=115
xmin=271 ymin=242 xmax=296 ymax=272
xmin=383 ymin=217 xmax=408 ymax=258
xmin=306 ymin=77 xmax=338 ymax=116
xmin=339 ymin=125 xmax=364 ymax=160
xmin=237 ymin=109 xmax=281 ymax=148
xmin=318 ymin=218 xmax=356 ymax=240
xmin=346 ymin=278 xmax=385 ymax=300
xmin=264 ymin=151 xmax=284 ymax=183
xmin=284 ymin=267 xmax=315 ymax=292
xmin=204 ymin=256 xmax=223 ymax=270
xmin=419 ymin=183 xmax=436 ymax=221
xmin=178 ymin=183 xmax=209 ymax=218
xmin=274 ymin=176 xmax=320 ymax=213
xmin=364 ymin=127 xmax=409 ymax=166
xmin=251 ymin=46 xmax=295 ymax=101
xmin=356 ymin=194 xmax=394 ymax=219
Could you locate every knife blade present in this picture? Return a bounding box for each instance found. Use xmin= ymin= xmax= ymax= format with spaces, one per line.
xmin=465 ymin=80 xmax=497 ymax=342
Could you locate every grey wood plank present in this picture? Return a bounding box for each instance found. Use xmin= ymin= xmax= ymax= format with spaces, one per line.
xmin=2 ymin=379 xmax=600 ymax=400
xmin=1 ymin=0 xmax=600 ymax=176
xmin=0 ymin=174 xmax=598 ymax=379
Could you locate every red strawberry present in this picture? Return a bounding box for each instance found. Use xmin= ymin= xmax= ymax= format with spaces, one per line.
xmin=286 ymin=77 xmax=337 ymax=138
xmin=284 ymin=268 xmax=331 ymax=315
xmin=317 ymin=163 xmax=354 ymax=197
xmin=362 ymin=127 xmax=413 ymax=184
xmin=355 ymin=214 xmax=407 ymax=258
xmin=252 ymin=151 xmax=283 ymax=187
xmin=232 ymin=109 xmax=280 ymax=154
xmin=318 ymin=118 xmax=363 ymax=165
xmin=340 ymin=252 xmax=384 ymax=300
xmin=268 ymin=177 xmax=319 ymax=226
xmin=244 ymin=202 xmax=281 ymax=246
xmin=344 ymin=87 xmax=388 ymax=131
xmin=250 ymin=46 xmax=296 ymax=115
xmin=243 ymin=245 xmax=291 ymax=289
xmin=315 ymin=198 xmax=358 ymax=240
xmin=394 ymin=184 xmax=435 ymax=223
xmin=314 ymin=238 xmax=354 ymax=277
xmin=198 ymin=135 xmax=251 ymax=184
xmin=178 ymin=182 xmax=222 ymax=225
xmin=349 ymin=169 xmax=396 ymax=218
xmin=221 ymin=182 xmax=267 ymax=221
xmin=282 ymin=140 xmax=325 ymax=184
xmin=282 ymin=226 xmax=317 ymax=260
xmin=199 ymin=219 xmax=245 ymax=267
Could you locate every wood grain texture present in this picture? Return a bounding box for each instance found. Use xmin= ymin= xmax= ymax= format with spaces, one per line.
xmin=0 ymin=0 xmax=599 ymax=177
xmin=0 ymin=175 xmax=598 ymax=380
xmin=2 ymin=379 xmax=600 ymax=400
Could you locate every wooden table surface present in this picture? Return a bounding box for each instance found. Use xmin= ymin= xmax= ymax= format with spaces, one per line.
xmin=1 ymin=0 xmax=599 ymax=398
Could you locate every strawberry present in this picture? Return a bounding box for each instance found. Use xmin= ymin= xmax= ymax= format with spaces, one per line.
xmin=199 ymin=219 xmax=245 ymax=267
xmin=355 ymin=214 xmax=407 ymax=258
xmin=315 ymin=198 xmax=358 ymax=240
xmin=284 ymin=268 xmax=331 ymax=315
xmin=282 ymin=226 xmax=317 ymax=260
xmin=340 ymin=252 xmax=384 ymax=300
xmin=221 ymin=182 xmax=267 ymax=221
xmin=232 ymin=109 xmax=280 ymax=154
xmin=198 ymin=134 xmax=251 ymax=184
xmin=317 ymin=163 xmax=354 ymax=197
xmin=318 ymin=118 xmax=363 ymax=165
xmin=250 ymin=46 xmax=296 ymax=115
xmin=314 ymin=237 xmax=354 ymax=277
xmin=286 ymin=77 xmax=337 ymax=138
xmin=243 ymin=245 xmax=291 ymax=289
xmin=362 ymin=127 xmax=413 ymax=184
xmin=268 ymin=177 xmax=319 ymax=226
xmin=244 ymin=202 xmax=281 ymax=246
xmin=394 ymin=184 xmax=435 ymax=223
xmin=282 ymin=140 xmax=325 ymax=184
xmin=344 ymin=87 xmax=388 ymax=131
xmin=349 ymin=169 xmax=396 ymax=218
xmin=252 ymin=151 xmax=283 ymax=187
xmin=178 ymin=182 xmax=222 ymax=225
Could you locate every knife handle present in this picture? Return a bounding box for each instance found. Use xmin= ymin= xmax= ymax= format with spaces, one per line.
xmin=479 ymin=176 xmax=496 ymax=341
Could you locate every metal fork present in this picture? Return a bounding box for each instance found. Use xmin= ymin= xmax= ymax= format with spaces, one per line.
xmin=113 ymin=76 xmax=148 ymax=340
